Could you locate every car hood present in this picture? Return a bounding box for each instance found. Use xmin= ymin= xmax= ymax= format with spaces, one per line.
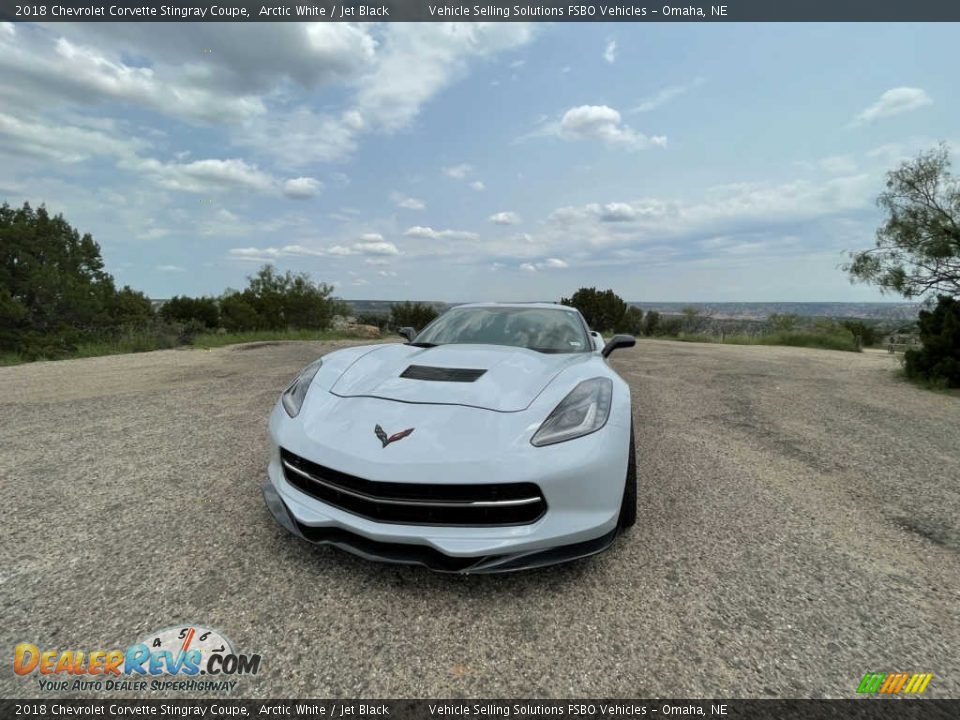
xmin=328 ymin=343 xmax=591 ymax=412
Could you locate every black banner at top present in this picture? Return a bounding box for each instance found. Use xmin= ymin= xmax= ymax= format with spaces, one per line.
xmin=1 ymin=0 xmax=960 ymax=23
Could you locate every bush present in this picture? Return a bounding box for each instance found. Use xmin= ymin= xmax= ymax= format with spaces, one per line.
xmin=768 ymin=313 xmax=800 ymax=331
xmin=356 ymin=312 xmax=391 ymax=330
xmin=389 ymin=302 xmax=438 ymax=331
xmin=656 ymin=317 xmax=683 ymax=336
xmin=219 ymin=292 xmax=261 ymax=332
xmin=904 ymin=295 xmax=960 ymax=388
xmin=560 ymin=287 xmax=628 ymax=333
xmin=242 ymin=265 xmax=337 ymax=331
xmin=642 ymin=310 xmax=661 ymax=336
xmin=841 ymin=320 xmax=878 ymax=348
xmin=617 ymin=306 xmax=644 ymax=335
xmin=159 ymin=295 xmax=220 ymax=329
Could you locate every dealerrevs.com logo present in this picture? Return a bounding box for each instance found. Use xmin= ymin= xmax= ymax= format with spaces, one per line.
xmin=14 ymin=625 xmax=261 ymax=693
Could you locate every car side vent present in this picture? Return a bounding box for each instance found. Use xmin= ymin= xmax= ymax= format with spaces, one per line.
xmin=400 ymin=365 xmax=487 ymax=382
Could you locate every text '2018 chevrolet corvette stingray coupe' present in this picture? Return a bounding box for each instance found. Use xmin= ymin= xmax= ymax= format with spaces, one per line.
xmin=263 ymin=303 xmax=636 ymax=573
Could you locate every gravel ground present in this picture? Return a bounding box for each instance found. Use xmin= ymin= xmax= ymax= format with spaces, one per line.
xmin=1 ymin=339 xmax=958 ymax=699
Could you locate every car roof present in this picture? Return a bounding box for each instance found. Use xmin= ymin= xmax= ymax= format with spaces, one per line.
xmin=451 ymin=302 xmax=580 ymax=313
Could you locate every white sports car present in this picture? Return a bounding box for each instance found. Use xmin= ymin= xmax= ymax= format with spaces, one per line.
xmin=263 ymin=302 xmax=637 ymax=573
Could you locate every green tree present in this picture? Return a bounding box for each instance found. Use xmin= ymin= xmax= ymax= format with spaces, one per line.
xmin=219 ymin=291 xmax=261 ymax=331
xmin=768 ymin=313 xmax=800 ymax=331
xmin=240 ymin=265 xmax=337 ymax=331
xmin=846 ymin=144 xmax=960 ymax=299
xmin=904 ymin=295 xmax=960 ymax=387
xmin=560 ymin=287 xmax=628 ymax=333
xmin=160 ymin=295 xmax=220 ymax=329
xmin=642 ymin=310 xmax=661 ymax=337
xmin=0 ymin=202 xmax=127 ymax=355
xmin=841 ymin=319 xmax=878 ymax=348
xmin=680 ymin=306 xmax=704 ymax=333
xmin=617 ymin=305 xmax=644 ymax=335
xmin=389 ymin=301 xmax=438 ymax=331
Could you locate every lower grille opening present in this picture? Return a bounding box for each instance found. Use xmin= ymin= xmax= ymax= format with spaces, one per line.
xmin=280 ymin=448 xmax=546 ymax=526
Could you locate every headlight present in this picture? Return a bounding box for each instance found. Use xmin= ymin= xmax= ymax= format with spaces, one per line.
xmin=281 ymin=359 xmax=323 ymax=418
xmin=530 ymin=377 xmax=613 ymax=447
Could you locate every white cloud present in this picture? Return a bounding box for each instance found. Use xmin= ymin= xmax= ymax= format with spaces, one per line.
xmin=0 ymin=111 xmax=144 ymax=163
xmin=1 ymin=24 xmax=533 ymax=169
xmin=489 ymin=211 xmax=521 ymax=225
xmin=545 ymin=173 xmax=875 ymax=254
xmin=390 ymin=192 xmax=425 ymax=210
xmin=443 ymin=163 xmax=473 ymax=179
xmin=1 ymin=22 xmax=15 ymax=37
xmin=229 ymin=245 xmax=329 ymax=261
xmin=47 ymin=37 xmax=266 ymax=124
xmin=229 ymin=233 xmax=399 ymax=262
xmin=127 ymin=157 xmax=276 ymax=194
xmin=519 ymin=258 xmax=568 ymax=272
xmin=851 ymin=87 xmax=932 ymax=126
xmin=404 ymin=226 xmax=480 ymax=241
xmin=282 ymin=177 xmax=323 ymax=199
xmin=156 ymin=265 xmax=185 ymax=272
xmin=352 ymin=24 xmax=534 ymax=133
xmin=630 ymin=77 xmax=704 ymax=113
xmin=603 ymin=40 xmax=617 ymax=64
xmin=353 ymin=239 xmax=399 ymax=255
xmin=598 ymin=203 xmax=636 ymax=222
xmin=330 ymin=234 xmax=401 ymax=256
xmin=470 ymin=180 xmax=486 ymax=191
xmin=528 ymin=105 xmax=666 ymax=151
xmin=378 ymin=270 xmax=398 ymax=277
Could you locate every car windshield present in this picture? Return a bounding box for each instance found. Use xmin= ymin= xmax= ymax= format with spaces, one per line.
xmin=413 ymin=307 xmax=590 ymax=353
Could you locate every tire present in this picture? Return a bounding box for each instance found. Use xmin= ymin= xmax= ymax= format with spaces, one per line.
xmin=618 ymin=420 xmax=637 ymax=529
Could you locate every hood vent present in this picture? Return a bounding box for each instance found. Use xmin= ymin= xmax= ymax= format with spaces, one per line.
xmin=400 ymin=365 xmax=487 ymax=383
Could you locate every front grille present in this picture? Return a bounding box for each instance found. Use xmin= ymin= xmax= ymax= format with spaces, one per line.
xmin=400 ymin=365 xmax=487 ymax=382
xmin=280 ymin=448 xmax=546 ymax=526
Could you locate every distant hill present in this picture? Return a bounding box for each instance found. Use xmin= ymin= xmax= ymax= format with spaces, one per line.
xmin=628 ymin=301 xmax=920 ymax=322
xmin=343 ymin=300 xmax=920 ymax=322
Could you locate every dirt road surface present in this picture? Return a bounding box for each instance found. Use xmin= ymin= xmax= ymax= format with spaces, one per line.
xmin=1 ymin=340 xmax=958 ymax=698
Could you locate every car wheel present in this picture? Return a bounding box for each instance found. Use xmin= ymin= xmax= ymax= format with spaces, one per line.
xmin=618 ymin=420 xmax=637 ymax=529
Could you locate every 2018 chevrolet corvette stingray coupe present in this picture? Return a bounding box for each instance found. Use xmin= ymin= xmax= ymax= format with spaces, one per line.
xmin=263 ymin=303 xmax=637 ymax=573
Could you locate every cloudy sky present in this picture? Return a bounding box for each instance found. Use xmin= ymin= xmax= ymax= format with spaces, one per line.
xmin=0 ymin=21 xmax=955 ymax=302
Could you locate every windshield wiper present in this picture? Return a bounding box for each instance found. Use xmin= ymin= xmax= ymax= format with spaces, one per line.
xmin=407 ymin=342 xmax=439 ymax=348
xmin=528 ymin=347 xmax=568 ymax=354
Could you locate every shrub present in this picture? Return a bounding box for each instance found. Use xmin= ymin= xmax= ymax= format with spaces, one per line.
xmin=560 ymin=287 xmax=628 ymax=333
xmin=219 ymin=292 xmax=261 ymax=332
xmin=642 ymin=310 xmax=661 ymax=337
xmin=389 ymin=302 xmax=438 ymax=331
xmin=904 ymin=295 xmax=960 ymax=388
xmin=356 ymin=312 xmax=391 ymax=330
xmin=841 ymin=320 xmax=878 ymax=348
xmin=616 ymin=306 xmax=644 ymax=335
xmin=159 ymin=295 xmax=220 ymax=329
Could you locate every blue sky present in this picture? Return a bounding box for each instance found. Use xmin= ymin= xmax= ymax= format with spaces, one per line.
xmin=0 ymin=21 xmax=955 ymax=302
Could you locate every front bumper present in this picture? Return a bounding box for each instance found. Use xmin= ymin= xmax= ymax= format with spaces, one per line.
xmin=263 ymin=394 xmax=630 ymax=574
xmin=264 ymin=482 xmax=617 ymax=573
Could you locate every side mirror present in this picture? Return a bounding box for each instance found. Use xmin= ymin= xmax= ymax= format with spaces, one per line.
xmin=399 ymin=326 xmax=417 ymax=342
xmin=602 ymin=334 xmax=636 ymax=358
